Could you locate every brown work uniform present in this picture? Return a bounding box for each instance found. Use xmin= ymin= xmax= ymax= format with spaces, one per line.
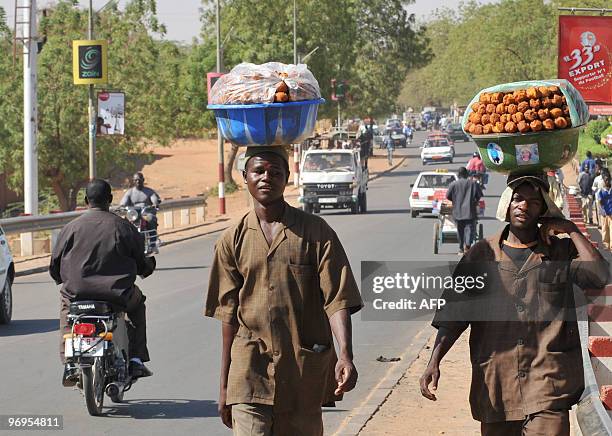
xmin=205 ymin=203 xmax=363 ymax=413
xmin=433 ymin=225 xmax=609 ymax=424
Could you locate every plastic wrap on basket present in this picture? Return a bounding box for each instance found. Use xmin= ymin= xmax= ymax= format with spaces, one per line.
xmin=209 ymin=62 xmax=321 ymax=105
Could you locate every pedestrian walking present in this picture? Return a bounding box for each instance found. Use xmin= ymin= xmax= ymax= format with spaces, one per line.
xmin=578 ymin=166 xmax=595 ymax=224
xmin=445 ymin=167 xmax=483 ymax=255
xmin=598 ymin=171 xmax=612 ymax=250
xmin=420 ymin=173 xmax=609 ymax=436
xmin=384 ymin=132 xmax=394 ymax=166
xmin=205 ymin=146 xmax=363 ymax=435
xmin=581 ymin=150 xmax=596 ymax=173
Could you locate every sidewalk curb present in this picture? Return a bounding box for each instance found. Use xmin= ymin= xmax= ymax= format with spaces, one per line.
xmin=368 ymin=157 xmax=407 ymax=183
xmin=332 ymin=328 xmax=434 ymax=436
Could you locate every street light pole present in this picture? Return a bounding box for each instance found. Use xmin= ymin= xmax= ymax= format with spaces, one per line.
xmin=293 ymin=0 xmax=297 ymax=64
xmin=88 ymin=0 xmax=96 ymax=180
xmin=23 ymin=0 xmax=38 ymax=219
xmin=216 ymin=0 xmax=225 ymax=214
xmin=22 ymin=0 xmax=38 ymax=256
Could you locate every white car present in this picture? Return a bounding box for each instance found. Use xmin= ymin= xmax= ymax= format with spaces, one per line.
xmin=421 ymin=138 xmax=454 ymax=165
xmin=0 ymin=225 xmax=14 ymax=324
xmin=409 ymin=170 xmax=458 ymax=218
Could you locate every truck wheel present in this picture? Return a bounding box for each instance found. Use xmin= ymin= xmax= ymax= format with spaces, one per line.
xmin=478 ymin=223 xmax=484 ymax=240
xmin=433 ymin=222 xmax=440 ymax=254
xmin=359 ymin=193 xmax=367 ymax=214
xmin=351 ymin=201 xmax=358 ymax=214
xmin=304 ymin=203 xmax=313 ymax=214
xmin=411 ymin=209 xmax=418 ymax=218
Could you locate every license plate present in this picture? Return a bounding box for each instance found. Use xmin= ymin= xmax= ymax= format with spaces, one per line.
xmin=432 ymin=156 xmax=443 ymax=160
xmin=319 ymin=198 xmax=337 ymax=204
xmin=65 ymin=337 xmax=105 ymax=357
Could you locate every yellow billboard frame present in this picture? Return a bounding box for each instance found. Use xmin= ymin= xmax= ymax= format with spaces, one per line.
xmin=72 ymin=40 xmax=108 ymax=85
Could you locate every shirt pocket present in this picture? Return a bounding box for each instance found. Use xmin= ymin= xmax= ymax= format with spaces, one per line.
xmin=288 ymin=263 xmax=319 ymax=298
xmin=537 ymin=282 xmax=570 ymax=321
xmin=297 ymin=345 xmax=333 ymax=410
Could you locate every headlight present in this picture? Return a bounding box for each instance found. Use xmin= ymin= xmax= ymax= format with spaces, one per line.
xmin=126 ymin=208 xmax=139 ymax=222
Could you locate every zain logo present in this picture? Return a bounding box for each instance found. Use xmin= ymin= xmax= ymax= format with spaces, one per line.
xmin=78 ymin=45 xmax=103 ymax=79
xmin=80 ymin=47 xmax=100 ymax=70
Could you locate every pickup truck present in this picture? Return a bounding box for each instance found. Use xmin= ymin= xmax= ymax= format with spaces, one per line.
xmin=298 ymin=149 xmax=368 ymax=214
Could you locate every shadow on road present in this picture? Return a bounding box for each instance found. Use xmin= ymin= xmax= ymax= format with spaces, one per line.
xmin=0 ymin=318 xmax=58 ymax=337
xmin=155 ymin=265 xmax=209 ymax=271
xmin=103 ymin=398 xmax=218 ymax=419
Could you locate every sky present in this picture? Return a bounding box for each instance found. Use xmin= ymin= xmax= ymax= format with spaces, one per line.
xmin=1 ymin=0 xmax=498 ymax=43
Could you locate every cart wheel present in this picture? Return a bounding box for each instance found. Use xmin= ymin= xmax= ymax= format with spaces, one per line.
xmin=433 ymin=222 xmax=440 ymax=254
xmin=478 ymin=223 xmax=483 ymax=240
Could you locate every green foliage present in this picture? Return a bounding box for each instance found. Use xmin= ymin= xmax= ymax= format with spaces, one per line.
xmin=585 ymin=119 xmax=611 ymax=144
xmin=208 ymin=180 xmax=239 ymax=197
xmin=0 ymin=0 xmax=216 ymax=211
xmin=578 ymin=130 xmax=610 ymax=160
xmin=399 ymin=0 xmax=611 ymax=110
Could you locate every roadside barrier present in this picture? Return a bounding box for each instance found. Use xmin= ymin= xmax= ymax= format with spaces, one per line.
xmin=0 ymin=195 xmax=207 ymax=257
xmin=567 ymin=192 xmax=612 ymax=435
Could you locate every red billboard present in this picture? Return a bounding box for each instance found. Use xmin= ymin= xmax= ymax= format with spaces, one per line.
xmin=558 ymin=15 xmax=612 ymax=104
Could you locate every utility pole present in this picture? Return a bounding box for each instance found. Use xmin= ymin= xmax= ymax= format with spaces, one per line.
xmin=293 ymin=0 xmax=297 ymax=64
xmin=22 ymin=0 xmax=38 ymax=217
xmin=293 ymin=0 xmax=299 ymax=187
xmin=21 ymin=0 xmax=38 ymax=255
xmin=216 ymin=0 xmax=225 ymax=214
xmin=88 ymin=0 xmax=96 ymax=180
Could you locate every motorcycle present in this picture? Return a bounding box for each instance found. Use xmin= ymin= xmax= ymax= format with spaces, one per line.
xmin=115 ymin=204 xmax=160 ymax=256
xmin=64 ymin=300 xmax=135 ymax=416
xmin=469 ymin=171 xmax=488 ymax=190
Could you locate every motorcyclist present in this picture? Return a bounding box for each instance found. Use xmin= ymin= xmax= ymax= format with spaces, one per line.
xmin=50 ymin=179 xmax=156 ymax=386
xmin=466 ymin=151 xmax=487 ymax=189
xmin=120 ymin=172 xmax=161 ymax=236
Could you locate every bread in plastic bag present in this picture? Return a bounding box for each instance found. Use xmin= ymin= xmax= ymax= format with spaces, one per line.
xmin=210 ymin=62 xmax=321 ymax=105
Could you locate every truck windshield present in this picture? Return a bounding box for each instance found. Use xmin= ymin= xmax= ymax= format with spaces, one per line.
xmin=303 ymin=154 xmax=354 ymax=171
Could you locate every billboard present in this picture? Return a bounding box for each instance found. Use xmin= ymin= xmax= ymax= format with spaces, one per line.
xmin=558 ymin=16 xmax=612 ymax=104
xmin=97 ymin=92 xmax=125 ymax=135
xmin=72 ymin=40 xmax=108 ymax=85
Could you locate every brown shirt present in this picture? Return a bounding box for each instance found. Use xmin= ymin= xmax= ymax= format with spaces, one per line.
xmin=49 ymin=209 xmax=153 ymax=307
xmin=204 ymin=203 xmax=363 ymax=412
xmin=433 ymin=225 xmax=609 ymax=423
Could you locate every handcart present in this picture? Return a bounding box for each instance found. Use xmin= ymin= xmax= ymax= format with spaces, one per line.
xmin=431 ymin=189 xmax=484 ymax=254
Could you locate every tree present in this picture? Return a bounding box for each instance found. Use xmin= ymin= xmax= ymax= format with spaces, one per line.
xmin=399 ymin=0 xmax=611 ymax=110
xmin=0 ymin=0 xmax=198 ymax=211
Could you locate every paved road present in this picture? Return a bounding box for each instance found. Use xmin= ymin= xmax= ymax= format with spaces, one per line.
xmin=0 ymin=131 xmax=507 ymax=435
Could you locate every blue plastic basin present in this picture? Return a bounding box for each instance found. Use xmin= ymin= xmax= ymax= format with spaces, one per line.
xmin=208 ymin=98 xmax=325 ymax=146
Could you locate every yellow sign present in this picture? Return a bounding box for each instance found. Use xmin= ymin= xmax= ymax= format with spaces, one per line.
xmin=72 ymin=40 xmax=108 ymax=85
